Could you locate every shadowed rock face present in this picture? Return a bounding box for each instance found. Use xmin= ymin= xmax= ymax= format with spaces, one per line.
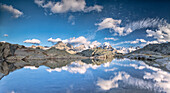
xmin=0 ymin=42 xmax=25 ymax=60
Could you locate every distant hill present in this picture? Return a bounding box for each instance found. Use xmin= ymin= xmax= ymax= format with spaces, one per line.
xmin=128 ymin=42 xmax=170 ymax=55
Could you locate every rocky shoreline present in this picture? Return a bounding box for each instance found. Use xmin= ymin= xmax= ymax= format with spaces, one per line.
xmin=1 ymin=42 xmax=170 ymax=72
xmin=0 ymin=42 xmax=117 ymax=61
xmin=124 ymin=42 xmax=170 ymax=71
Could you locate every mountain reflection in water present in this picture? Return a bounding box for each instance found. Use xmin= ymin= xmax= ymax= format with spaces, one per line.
xmin=0 ymin=59 xmax=170 ymax=93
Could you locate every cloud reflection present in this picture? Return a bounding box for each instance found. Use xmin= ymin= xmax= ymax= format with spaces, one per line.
xmin=24 ymin=66 xmax=38 ymax=70
xmin=97 ymin=71 xmax=162 ymax=92
xmin=97 ymin=59 xmax=170 ymax=92
xmin=46 ymin=60 xmax=100 ymax=74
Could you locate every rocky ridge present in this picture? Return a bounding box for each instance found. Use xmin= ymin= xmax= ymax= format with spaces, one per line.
xmin=124 ymin=42 xmax=170 ymax=71
xmin=0 ymin=42 xmax=117 ymax=61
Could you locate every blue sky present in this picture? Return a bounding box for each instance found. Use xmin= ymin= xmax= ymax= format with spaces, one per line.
xmin=0 ymin=0 xmax=170 ymax=48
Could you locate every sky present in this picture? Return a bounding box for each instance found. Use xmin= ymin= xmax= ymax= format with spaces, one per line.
xmin=0 ymin=0 xmax=170 ymax=48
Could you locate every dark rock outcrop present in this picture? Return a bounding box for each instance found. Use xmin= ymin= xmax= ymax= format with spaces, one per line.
xmin=0 ymin=42 xmax=25 ymax=60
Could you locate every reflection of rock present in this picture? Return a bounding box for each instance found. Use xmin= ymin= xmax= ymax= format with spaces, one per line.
xmin=81 ymin=58 xmax=113 ymax=65
xmin=0 ymin=58 xmax=112 ymax=80
xmin=46 ymin=60 xmax=100 ymax=74
xmin=0 ymin=59 xmax=71 ymax=80
xmin=44 ymin=59 xmax=75 ymax=69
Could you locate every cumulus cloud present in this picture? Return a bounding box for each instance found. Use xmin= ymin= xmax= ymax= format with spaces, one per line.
xmin=23 ymin=39 xmax=41 ymax=44
xmin=69 ymin=36 xmax=90 ymax=45
xmin=48 ymin=36 xmax=101 ymax=48
xmin=104 ymin=37 xmax=118 ymax=41
xmin=96 ymin=18 xmax=132 ymax=36
xmin=0 ymin=4 xmax=23 ymax=18
xmin=48 ymin=38 xmax=62 ymax=43
xmin=3 ymin=34 xmax=8 ymax=37
xmin=146 ymin=23 xmax=170 ymax=43
xmin=89 ymin=41 xmax=101 ymax=48
xmin=34 ymin=0 xmax=103 ymax=13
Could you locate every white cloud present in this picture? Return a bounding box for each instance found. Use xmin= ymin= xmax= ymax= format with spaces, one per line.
xmin=113 ymin=39 xmax=147 ymax=46
xmin=131 ymin=39 xmax=146 ymax=44
xmin=23 ymin=39 xmax=41 ymax=44
xmin=104 ymin=37 xmax=118 ymax=41
xmin=89 ymin=41 xmax=101 ymax=48
xmin=68 ymin=15 xmax=75 ymax=25
xmin=96 ymin=18 xmax=167 ymax=36
xmin=69 ymin=36 xmax=90 ymax=46
xmin=0 ymin=41 xmax=6 ymax=43
xmin=124 ymin=18 xmax=165 ymax=34
xmin=34 ymin=0 xmax=103 ymax=13
xmin=84 ymin=5 xmax=103 ymax=12
xmin=48 ymin=38 xmax=62 ymax=43
xmin=0 ymin=4 xmax=23 ymax=18
xmin=96 ymin=18 xmax=132 ymax=36
xmin=3 ymin=34 xmax=8 ymax=37
xmin=48 ymin=36 xmax=101 ymax=48
xmin=146 ymin=23 xmax=170 ymax=43
xmin=34 ymin=0 xmax=45 ymax=6
xmin=103 ymin=42 xmax=110 ymax=46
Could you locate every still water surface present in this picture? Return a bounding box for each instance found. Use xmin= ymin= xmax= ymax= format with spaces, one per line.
xmin=0 ymin=59 xmax=170 ymax=93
